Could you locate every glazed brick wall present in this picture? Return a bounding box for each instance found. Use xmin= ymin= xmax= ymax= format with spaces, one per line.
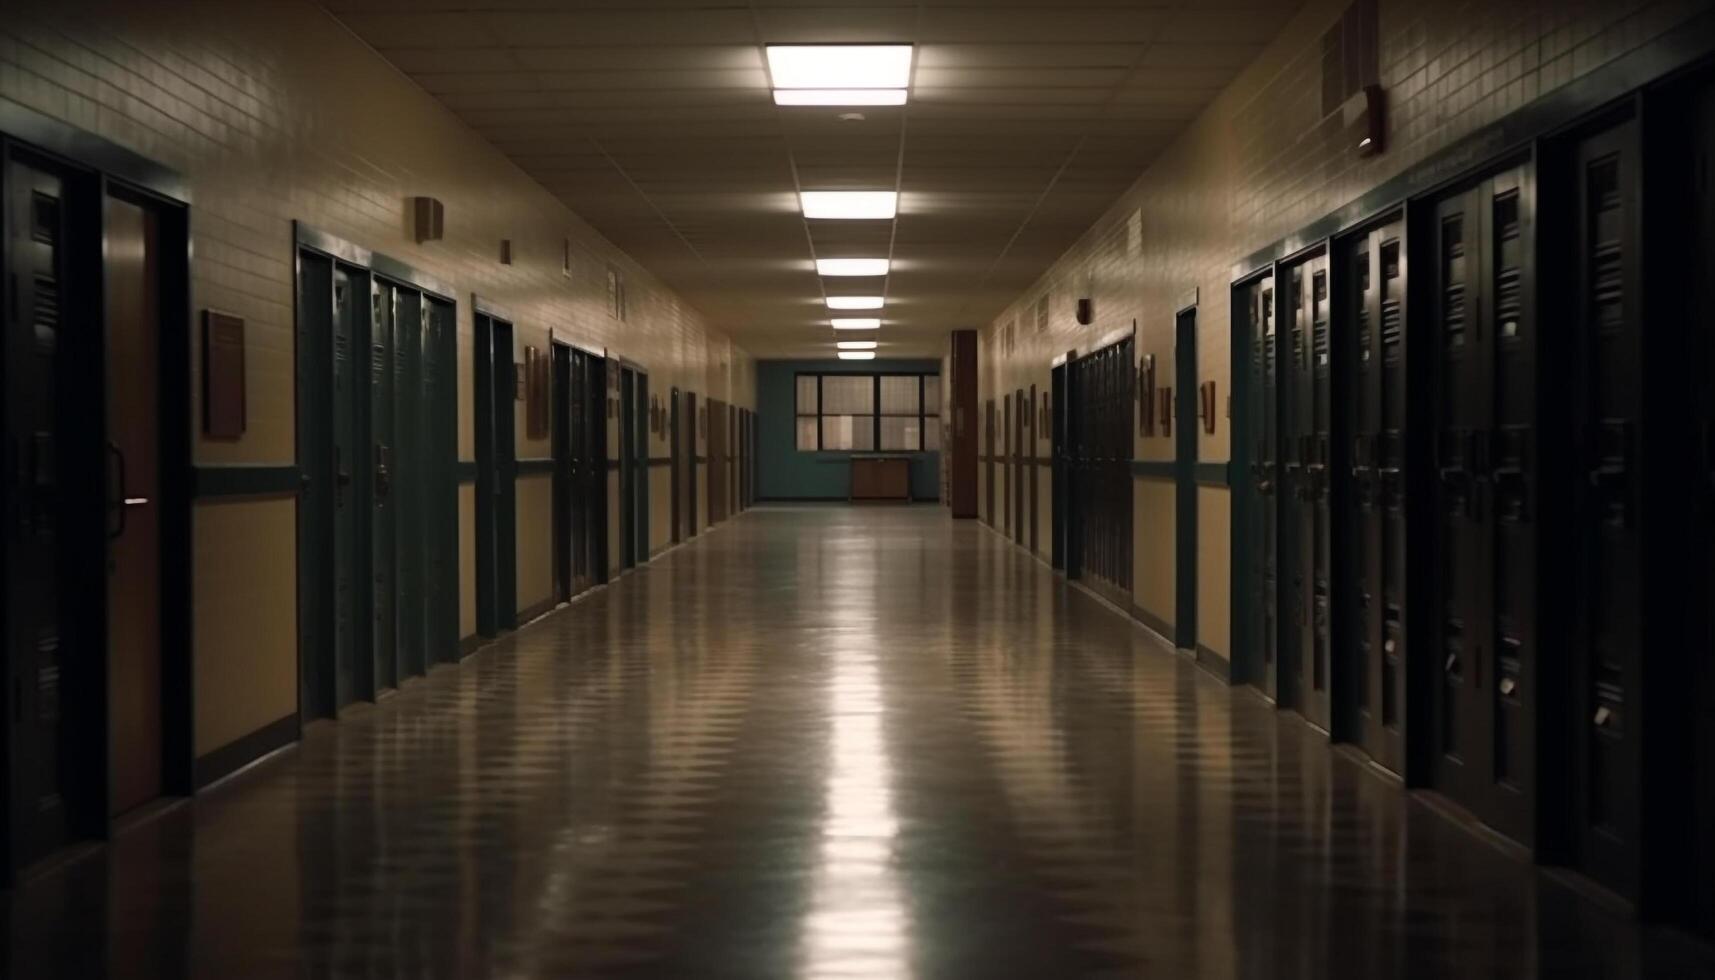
xmin=976 ymin=0 xmax=1709 ymax=652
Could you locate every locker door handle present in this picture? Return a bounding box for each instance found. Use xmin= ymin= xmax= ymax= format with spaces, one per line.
xmin=375 ymin=444 xmax=392 ymax=500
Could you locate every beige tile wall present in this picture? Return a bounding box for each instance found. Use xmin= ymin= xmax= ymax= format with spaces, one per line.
xmin=1 ymin=0 xmax=754 ymax=757
xmin=976 ymin=0 xmax=1707 ymax=654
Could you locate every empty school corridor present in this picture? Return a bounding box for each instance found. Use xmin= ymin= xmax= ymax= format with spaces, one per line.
xmin=6 ymin=0 xmax=1715 ymax=976
xmin=5 ymin=505 xmax=1707 ymax=978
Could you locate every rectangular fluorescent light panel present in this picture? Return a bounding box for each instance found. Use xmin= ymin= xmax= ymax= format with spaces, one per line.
xmin=816 ymin=258 xmax=889 ymax=277
xmin=838 ymin=351 xmax=877 ymax=360
xmin=801 ymin=191 xmax=897 ymax=220
xmin=767 ymin=45 xmax=912 ymax=89
xmin=831 ymin=318 xmax=881 ymax=330
xmin=836 ymin=340 xmax=878 ymax=350
xmin=774 ymin=89 xmax=907 ymax=106
xmin=827 ymin=296 xmax=884 ymax=310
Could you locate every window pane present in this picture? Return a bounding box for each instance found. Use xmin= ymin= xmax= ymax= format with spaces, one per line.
xmin=795 ymin=416 xmax=819 ymax=450
xmin=923 ymin=375 xmax=941 ymax=413
xmin=822 ymin=415 xmax=874 ymax=451
xmin=796 ymin=375 xmax=819 ymax=414
xmin=879 ymin=375 xmax=920 ymax=415
xmin=924 ymin=421 xmax=941 ymax=451
xmin=821 ymin=375 xmax=874 ymax=414
xmin=880 ymin=415 xmax=920 ymax=451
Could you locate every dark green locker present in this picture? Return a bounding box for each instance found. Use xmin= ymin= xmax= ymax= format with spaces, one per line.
xmin=1281 ymin=249 xmax=1332 ymax=728
xmin=1341 ymin=217 xmax=1407 ymax=774
xmin=985 ymin=400 xmax=995 ymax=527
xmin=4 ymin=156 xmax=74 ymax=862
xmin=426 ymin=298 xmax=457 ymax=664
xmin=1174 ymin=311 xmax=1197 ymax=648
xmin=367 ymin=282 xmax=396 ymax=692
xmin=552 ymin=344 xmax=573 ymax=602
xmin=1424 ymin=166 xmax=1535 ymax=845
xmin=634 ymin=372 xmax=649 ymax=561
xmin=394 ymin=287 xmax=424 ymax=681
xmin=332 ymin=267 xmax=361 ymax=705
xmin=1243 ymin=274 xmax=1280 ymax=698
xmin=670 ymin=387 xmax=682 ymax=544
xmin=1563 ymin=119 xmax=1644 ymax=898
xmin=619 ymin=367 xmax=636 ymax=569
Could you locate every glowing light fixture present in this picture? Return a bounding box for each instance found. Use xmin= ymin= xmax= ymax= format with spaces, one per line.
xmin=817 ymin=258 xmax=889 ymax=277
xmin=836 ymin=340 xmax=878 ymax=350
xmin=801 ymin=191 xmax=897 ymax=220
xmin=767 ymin=44 xmax=912 ymax=87
xmin=831 ymin=318 xmax=881 ymax=330
xmin=827 ymin=296 xmax=884 ymax=310
xmin=774 ymin=89 xmax=907 ymax=106
xmin=837 ymin=351 xmax=877 ymax=360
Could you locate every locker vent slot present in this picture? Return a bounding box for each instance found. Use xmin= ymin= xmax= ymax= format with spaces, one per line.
xmin=1588 ymin=156 xmax=1625 ymax=333
xmin=1441 ymin=216 xmax=1466 ymax=349
xmin=33 ymin=274 xmax=60 ymax=353
xmin=31 ymin=191 xmax=58 ymax=243
xmin=1495 ymin=194 xmax=1522 ymax=341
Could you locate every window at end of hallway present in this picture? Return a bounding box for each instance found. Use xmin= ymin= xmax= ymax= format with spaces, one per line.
xmin=794 ymin=371 xmax=939 ymax=453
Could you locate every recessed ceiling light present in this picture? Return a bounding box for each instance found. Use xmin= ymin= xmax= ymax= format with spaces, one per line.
xmin=836 ymin=340 xmax=878 ymax=350
xmin=827 ymin=296 xmax=884 ymax=310
xmin=800 ymin=191 xmax=897 ymax=220
xmin=816 ymin=258 xmax=889 ymax=277
xmin=831 ymin=318 xmax=881 ymax=330
xmin=838 ymin=351 xmax=877 ymax=360
xmin=766 ymin=45 xmax=913 ymax=90
xmin=774 ymin=89 xmax=908 ymax=107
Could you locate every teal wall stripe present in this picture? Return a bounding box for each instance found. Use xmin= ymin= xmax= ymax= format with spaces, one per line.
xmin=1195 ymin=462 xmax=1230 ymax=486
xmin=193 ymin=465 xmax=301 ymax=498
xmin=1131 ymin=461 xmax=1175 ymax=478
xmin=457 ymin=461 xmax=478 ymax=483
xmin=515 ymin=458 xmax=555 ymax=475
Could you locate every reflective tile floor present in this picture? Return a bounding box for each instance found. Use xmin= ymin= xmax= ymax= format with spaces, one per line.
xmin=7 ymin=506 xmax=1715 ymax=978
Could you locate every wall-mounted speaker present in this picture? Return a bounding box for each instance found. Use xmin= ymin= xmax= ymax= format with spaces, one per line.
xmin=411 ymin=196 xmax=444 ymax=243
xmin=1075 ymin=298 xmax=1093 ymax=325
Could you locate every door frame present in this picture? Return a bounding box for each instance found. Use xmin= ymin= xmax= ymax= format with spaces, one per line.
xmin=1174 ymin=304 xmax=1199 ymax=650
xmin=1 ymin=122 xmax=193 ymax=883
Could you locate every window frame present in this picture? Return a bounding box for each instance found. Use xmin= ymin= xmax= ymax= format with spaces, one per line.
xmin=794 ymin=370 xmax=940 ymax=453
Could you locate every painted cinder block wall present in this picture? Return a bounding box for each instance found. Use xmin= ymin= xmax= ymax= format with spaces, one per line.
xmin=757 ymin=360 xmax=943 ymax=502
xmin=975 ymin=0 xmax=1709 ymax=659
xmin=0 ymin=1 xmax=754 ymax=765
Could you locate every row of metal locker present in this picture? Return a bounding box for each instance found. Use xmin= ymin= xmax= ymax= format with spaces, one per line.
xmin=1233 ymin=82 xmax=1714 ymax=934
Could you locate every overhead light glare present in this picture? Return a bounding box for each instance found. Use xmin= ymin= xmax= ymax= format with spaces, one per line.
xmin=827 ymin=296 xmax=884 ymax=310
xmin=801 ymin=191 xmax=897 ymax=220
xmin=831 ymin=318 xmax=881 ymax=330
xmin=766 ymin=45 xmax=913 ymax=90
xmin=836 ymin=340 xmax=878 ymax=350
xmin=838 ymin=351 xmax=877 ymax=360
xmin=816 ymin=258 xmax=889 ymax=277
xmin=774 ymin=89 xmax=908 ymax=106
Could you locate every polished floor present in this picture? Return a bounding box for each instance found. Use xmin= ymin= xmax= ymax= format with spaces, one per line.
xmin=7 ymin=506 xmax=1714 ymax=979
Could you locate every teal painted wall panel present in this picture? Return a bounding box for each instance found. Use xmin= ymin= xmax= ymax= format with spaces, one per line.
xmin=756 ymin=359 xmax=942 ymax=501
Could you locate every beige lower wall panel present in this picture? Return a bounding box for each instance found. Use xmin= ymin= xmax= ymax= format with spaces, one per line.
xmin=650 ymin=466 xmax=671 ymax=554
xmin=1197 ymin=487 xmax=1232 ymax=658
xmin=515 ymin=474 xmax=552 ymax=615
xmin=1133 ymin=477 xmax=1176 ymax=628
xmin=458 ymin=482 xmax=476 ymax=640
xmin=193 ymin=497 xmax=298 ymax=756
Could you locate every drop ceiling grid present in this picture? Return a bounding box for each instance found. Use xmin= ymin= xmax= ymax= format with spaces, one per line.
xmin=324 ymin=0 xmax=1304 ymax=357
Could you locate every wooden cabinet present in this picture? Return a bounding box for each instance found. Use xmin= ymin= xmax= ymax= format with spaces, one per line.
xmin=850 ymin=456 xmax=912 ymax=502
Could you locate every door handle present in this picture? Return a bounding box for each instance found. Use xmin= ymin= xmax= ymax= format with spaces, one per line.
xmin=375 ymin=444 xmax=392 ymax=499
xmin=107 ymin=442 xmax=127 ymax=539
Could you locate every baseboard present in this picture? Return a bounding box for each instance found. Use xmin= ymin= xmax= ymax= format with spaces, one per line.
xmin=1194 ymin=643 xmax=1231 ymax=681
xmin=458 ymin=633 xmax=483 ymax=656
xmin=1131 ymin=602 xmax=1174 ymax=643
xmin=193 ymin=714 xmax=299 ymax=790
xmin=517 ymin=596 xmax=556 ymax=626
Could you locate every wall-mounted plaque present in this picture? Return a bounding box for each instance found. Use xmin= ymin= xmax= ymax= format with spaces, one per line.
xmin=203 ymin=310 xmax=246 ymax=440
xmin=515 ymin=363 xmax=526 ymax=401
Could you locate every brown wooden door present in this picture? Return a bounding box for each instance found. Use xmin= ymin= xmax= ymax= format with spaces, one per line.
xmin=105 ymin=196 xmax=163 ymax=816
